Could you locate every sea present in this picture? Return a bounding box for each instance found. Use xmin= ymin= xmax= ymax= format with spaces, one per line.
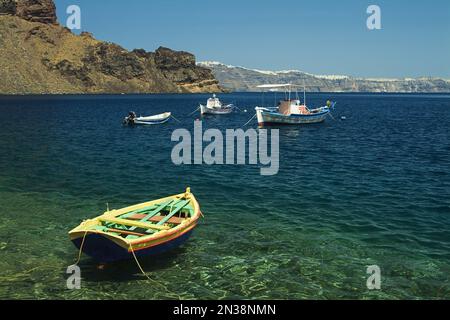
xmin=0 ymin=93 xmax=449 ymax=299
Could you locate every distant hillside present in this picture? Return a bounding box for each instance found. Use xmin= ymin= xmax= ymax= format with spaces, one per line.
xmin=198 ymin=61 xmax=450 ymax=93
xmin=0 ymin=0 xmax=222 ymax=94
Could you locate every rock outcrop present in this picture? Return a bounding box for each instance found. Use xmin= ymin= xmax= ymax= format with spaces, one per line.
xmin=16 ymin=0 xmax=57 ymax=24
xmin=0 ymin=0 xmax=16 ymax=15
xmin=0 ymin=0 xmax=223 ymax=94
xmin=155 ymin=47 xmax=221 ymax=92
xmin=0 ymin=0 xmax=57 ymax=24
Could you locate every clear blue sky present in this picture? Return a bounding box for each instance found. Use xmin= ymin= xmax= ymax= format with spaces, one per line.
xmin=55 ymin=0 xmax=450 ymax=78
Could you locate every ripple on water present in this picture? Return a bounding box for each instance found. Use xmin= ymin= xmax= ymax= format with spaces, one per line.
xmin=0 ymin=94 xmax=449 ymax=299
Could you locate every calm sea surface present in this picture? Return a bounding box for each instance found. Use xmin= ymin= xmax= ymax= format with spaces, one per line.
xmin=0 ymin=93 xmax=449 ymax=299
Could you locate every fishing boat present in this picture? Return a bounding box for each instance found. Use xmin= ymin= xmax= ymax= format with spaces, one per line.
xmin=200 ymin=94 xmax=233 ymax=115
xmin=123 ymin=111 xmax=171 ymax=125
xmin=255 ymin=84 xmax=335 ymax=126
xmin=69 ymin=188 xmax=202 ymax=263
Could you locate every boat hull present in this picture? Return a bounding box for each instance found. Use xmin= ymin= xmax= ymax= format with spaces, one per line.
xmin=200 ymin=104 xmax=233 ymax=115
xmin=256 ymin=109 xmax=329 ymax=126
xmin=71 ymin=227 xmax=196 ymax=263
xmin=124 ymin=112 xmax=171 ymax=125
xmin=133 ymin=117 xmax=170 ymax=125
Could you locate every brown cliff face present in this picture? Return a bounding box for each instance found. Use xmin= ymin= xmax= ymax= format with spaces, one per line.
xmin=16 ymin=0 xmax=57 ymax=24
xmin=0 ymin=0 xmax=16 ymax=15
xmin=0 ymin=0 xmax=223 ymax=94
xmin=0 ymin=0 xmax=57 ymax=24
xmin=154 ymin=47 xmax=221 ymax=92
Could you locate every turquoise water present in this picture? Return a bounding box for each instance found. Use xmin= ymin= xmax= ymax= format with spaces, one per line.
xmin=0 ymin=93 xmax=449 ymax=299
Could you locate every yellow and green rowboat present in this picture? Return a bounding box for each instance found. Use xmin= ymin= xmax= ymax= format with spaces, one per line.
xmin=69 ymin=188 xmax=202 ymax=263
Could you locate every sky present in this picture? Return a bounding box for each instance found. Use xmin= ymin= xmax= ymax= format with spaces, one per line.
xmin=55 ymin=0 xmax=450 ymax=78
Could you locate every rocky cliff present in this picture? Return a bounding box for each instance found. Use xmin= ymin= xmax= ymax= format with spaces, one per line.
xmin=0 ymin=0 xmax=222 ymax=94
xmin=198 ymin=61 xmax=450 ymax=93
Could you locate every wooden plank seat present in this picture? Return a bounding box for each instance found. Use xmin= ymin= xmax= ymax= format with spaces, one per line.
xmin=102 ymin=198 xmax=190 ymax=240
xmin=157 ymin=200 xmax=190 ymax=225
xmin=119 ymin=199 xmax=183 ymax=240
xmin=118 ymin=199 xmax=175 ymax=220
xmin=98 ymin=217 xmax=170 ymax=231
xmin=105 ymin=228 xmax=146 ymax=237
xmin=127 ymin=214 xmax=186 ymax=225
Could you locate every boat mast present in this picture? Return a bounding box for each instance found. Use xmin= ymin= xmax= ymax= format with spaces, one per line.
xmin=303 ymin=84 xmax=306 ymax=106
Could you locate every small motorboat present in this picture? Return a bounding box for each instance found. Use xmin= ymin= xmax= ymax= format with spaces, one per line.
xmin=255 ymin=84 xmax=335 ymax=126
xmin=69 ymin=188 xmax=202 ymax=263
xmin=123 ymin=111 xmax=171 ymax=125
xmin=200 ymin=94 xmax=233 ymax=115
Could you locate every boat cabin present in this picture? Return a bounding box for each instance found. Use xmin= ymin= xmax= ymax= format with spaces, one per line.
xmin=206 ymin=94 xmax=223 ymax=109
xmin=278 ymin=99 xmax=311 ymax=116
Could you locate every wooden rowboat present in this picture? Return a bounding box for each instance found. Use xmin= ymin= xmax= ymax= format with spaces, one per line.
xmin=69 ymin=188 xmax=202 ymax=263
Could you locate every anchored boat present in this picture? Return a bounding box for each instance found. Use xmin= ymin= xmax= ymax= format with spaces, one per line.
xmin=123 ymin=111 xmax=171 ymax=125
xmin=69 ymin=188 xmax=202 ymax=263
xmin=200 ymin=94 xmax=233 ymax=115
xmin=255 ymin=84 xmax=334 ymax=126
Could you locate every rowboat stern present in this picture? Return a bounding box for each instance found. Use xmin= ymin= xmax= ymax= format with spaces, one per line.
xmin=69 ymin=218 xmax=131 ymax=262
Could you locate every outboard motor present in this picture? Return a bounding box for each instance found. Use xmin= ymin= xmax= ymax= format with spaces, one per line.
xmin=123 ymin=111 xmax=137 ymax=125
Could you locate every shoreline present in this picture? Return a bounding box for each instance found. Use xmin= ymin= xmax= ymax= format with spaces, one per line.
xmin=1 ymin=91 xmax=450 ymax=97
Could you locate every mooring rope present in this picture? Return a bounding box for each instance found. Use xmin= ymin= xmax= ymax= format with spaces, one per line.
xmin=243 ymin=113 xmax=257 ymax=127
xmin=129 ymin=244 xmax=183 ymax=299
xmin=328 ymin=112 xmax=336 ymax=121
xmin=75 ymin=230 xmax=89 ymax=265
xmin=232 ymin=104 xmax=243 ymax=112
xmin=73 ymin=227 xmax=174 ymax=293
xmin=129 ymin=244 xmax=154 ymax=281
xmin=187 ymin=106 xmax=200 ymax=116
xmin=170 ymin=115 xmax=182 ymax=123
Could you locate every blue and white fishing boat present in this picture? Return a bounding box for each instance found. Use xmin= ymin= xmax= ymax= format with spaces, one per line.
xmin=200 ymin=94 xmax=233 ymax=115
xmin=123 ymin=111 xmax=171 ymax=126
xmin=255 ymin=84 xmax=334 ymax=126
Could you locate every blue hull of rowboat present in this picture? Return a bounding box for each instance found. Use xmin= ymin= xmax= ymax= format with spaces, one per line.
xmin=72 ymin=230 xmax=194 ymax=263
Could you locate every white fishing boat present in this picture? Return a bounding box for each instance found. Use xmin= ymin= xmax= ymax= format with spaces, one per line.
xmin=255 ymin=84 xmax=335 ymax=126
xmin=200 ymin=94 xmax=233 ymax=115
xmin=123 ymin=112 xmax=171 ymax=125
